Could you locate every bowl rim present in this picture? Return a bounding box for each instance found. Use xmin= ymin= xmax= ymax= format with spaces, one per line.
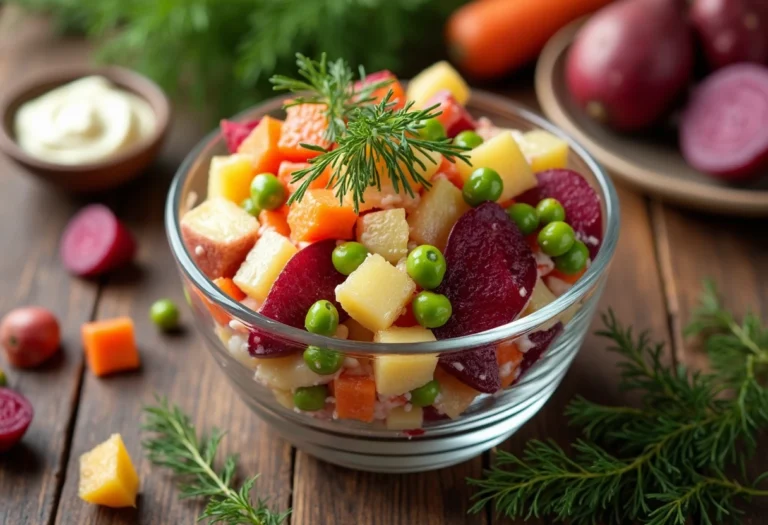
xmin=0 ymin=65 xmax=171 ymax=173
xmin=165 ymin=89 xmax=620 ymax=355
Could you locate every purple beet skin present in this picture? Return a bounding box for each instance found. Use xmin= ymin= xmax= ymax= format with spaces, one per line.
xmin=249 ymin=240 xmax=347 ymax=357
xmin=517 ymin=169 xmax=603 ymax=258
xmin=434 ymin=202 xmax=537 ymax=393
xmin=519 ymin=322 xmax=564 ymax=377
xmin=220 ymin=118 xmax=260 ymax=153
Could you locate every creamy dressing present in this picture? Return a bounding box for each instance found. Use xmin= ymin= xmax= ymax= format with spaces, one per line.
xmin=14 ymin=76 xmax=155 ymax=165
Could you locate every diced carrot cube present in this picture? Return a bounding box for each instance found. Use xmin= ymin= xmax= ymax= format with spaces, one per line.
xmin=237 ymin=116 xmax=284 ymax=175
xmin=204 ymin=277 xmax=247 ymax=325
xmin=277 ymin=103 xmax=331 ymax=162
xmin=354 ymin=71 xmax=406 ymax=110
xmin=277 ymin=161 xmax=331 ymax=194
xmin=496 ymin=341 xmax=524 ymax=388
xmin=258 ymin=207 xmax=291 ymax=238
xmin=82 ymin=318 xmax=140 ymax=377
xmin=434 ymin=156 xmax=464 ymax=190
xmin=548 ymin=267 xmax=587 ymax=285
xmin=287 ymin=189 xmax=357 ymax=242
xmin=334 ymin=373 xmax=376 ymax=422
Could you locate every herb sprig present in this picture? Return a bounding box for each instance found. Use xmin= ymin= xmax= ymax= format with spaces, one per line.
xmin=469 ymin=282 xmax=768 ymax=525
xmin=142 ymin=398 xmax=290 ymax=525
xmin=270 ymin=54 xmax=470 ymax=212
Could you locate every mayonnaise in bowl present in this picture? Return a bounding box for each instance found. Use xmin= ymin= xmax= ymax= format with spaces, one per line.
xmin=14 ymin=76 xmax=156 ymax=165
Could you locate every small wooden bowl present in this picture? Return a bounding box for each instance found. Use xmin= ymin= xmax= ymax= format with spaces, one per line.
xmin=0 ymin=66 xmax=170 ymax=193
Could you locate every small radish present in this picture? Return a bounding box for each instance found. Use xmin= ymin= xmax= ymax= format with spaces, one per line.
xmin=0 ymin=307 xmax=60 ymax=368
xmin=0 ymin=388 xmax=33 ymax=452
xmin=680 ymin=64 xmax=768 ymax=180
xmin=60 ymin=205 xmax=136 ymax=277
xmin=220 ymin=119 xmax=260 ymax=153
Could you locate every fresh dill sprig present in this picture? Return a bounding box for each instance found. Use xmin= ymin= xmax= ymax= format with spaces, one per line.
xmin=469 ymin=283 xmax=768 ymax=525
xmin=270 ymin=54 xmax=470 ymax=213
xmin=142 ymin=397 xmax=289 ymax=525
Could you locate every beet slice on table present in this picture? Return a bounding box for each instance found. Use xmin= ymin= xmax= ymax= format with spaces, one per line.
xmin=0 ymin=388 xmax=34 ymax=452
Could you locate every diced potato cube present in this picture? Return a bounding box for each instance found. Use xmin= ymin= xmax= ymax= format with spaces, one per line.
xmin=207 ymin=154 xmax=256 ymax=204
xmin=519 ymin=130 xmax=569 ymax=173
xmin=335 ymin=253 xmax=416 ymax=332
xmin=181 ymin=198 xmax=260 ymax=279
xmin=342 ymin=318 xmax=374 ymax=342
xmin=253 ymin=353 xmax=328 ymax=391
xmin=373 ymin=326 xmax=438 ymax=395
xmin=457 ymin=132 xmax=537 ymax=202
xmin=79 ymin=434 xmax=139 ymax=508
xmin=386 ymin=406 xmax=424 ymax=430
xmin=273 ymin=389 xmax=296 ymax=410
xmin=357 ymin=208 xmax=409 ymax=264
xmin=407 ymin=61 xmax=470 ymax=108
xmin=234 ymin=230 xmax=298 ymax=302
xmin=434 ymin=368 xmax=479 ymax=419
xmin=408 ymin=178 xmax=470 ymax=251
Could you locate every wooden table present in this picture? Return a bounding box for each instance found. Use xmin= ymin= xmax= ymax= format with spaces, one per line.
xmin=1 ymin=9 xmax=766 ymax=525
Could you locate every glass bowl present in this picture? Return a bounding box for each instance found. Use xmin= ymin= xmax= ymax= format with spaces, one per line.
xmin=165 ymin=90 xmax=620 ymax=473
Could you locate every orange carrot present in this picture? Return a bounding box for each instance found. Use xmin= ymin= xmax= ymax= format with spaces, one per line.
xmin=287 ymin=189 xmax=357 ymax=242
xmin=258 ymin=208 xmax=291 ymax=238
xmin=548 ymin=267 xmax=587 ymax=285
xmin=237 ymin=116 xmax=284 ymax=174
xmin=446 ymin=0 xmax=613 ymax=79
xmin=496 ymin=340 xmax=524 ymax=388
xmin=434 ymin=156 xmax=464 ymax=189
xmin=82 ymin=317 xmax=140 ymax=377
xmin=334 ymin=372 xmax=376 ymax=422
xmin=356 ymin=71 xmax=406 ymax=110
xmin=277 ymin=103 xmax=331 ymax=162
xmin=205 ymin=277 xmax=247 ymax=325
xmin=277 ymin=161 xmax=331 ymax=194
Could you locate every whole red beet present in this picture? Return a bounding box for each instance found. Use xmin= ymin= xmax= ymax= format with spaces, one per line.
xmin=690 ymin=0 xmax=768 ymax=70
xmin=566 ymin=0 xmax=694 ymax=131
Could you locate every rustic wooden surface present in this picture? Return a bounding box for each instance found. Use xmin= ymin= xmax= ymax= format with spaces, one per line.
xmin=1 ymin=8 xmax=766 ymax=525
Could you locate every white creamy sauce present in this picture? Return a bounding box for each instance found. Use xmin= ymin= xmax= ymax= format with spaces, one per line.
xmin=14 ymin=76 xmax=155 ymax=165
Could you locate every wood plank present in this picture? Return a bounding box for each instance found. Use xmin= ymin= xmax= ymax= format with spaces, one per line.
xmin=653 ymin=202 xmax=768 ymax=523
xmin=0 ymin=11 xmax=99 ymax=525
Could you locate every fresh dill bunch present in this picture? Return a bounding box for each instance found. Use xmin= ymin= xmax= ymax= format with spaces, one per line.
xmin=469 ymin=283 xmax=768 ymax=525
xmin=142 ymin=397 xmax=289 ymax=525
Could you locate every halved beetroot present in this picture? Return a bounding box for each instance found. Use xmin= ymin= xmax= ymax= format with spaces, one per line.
xmin=249 ymin=240 xmax=347 ymax=357
xmin=0 ymin=388 xmax=34 ymax=452
xmin=519 ymin=323 xmax=564 ymax=376
xmin=517 ymin=169 xmax=603 ymax=258
xmin=221 ymin=119 xmax=261 ymax=153
xmin=434 ymin=202 xmax=537 ymax=392
xmin=60 ymin=205 xmax=136 ymax=277
xmin=680 ymin=64 xmax=768 ymax=181
xmin=423 ymin=90 xmax=477 ymax=138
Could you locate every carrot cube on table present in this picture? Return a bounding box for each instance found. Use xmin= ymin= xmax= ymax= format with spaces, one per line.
xmin=236 ymin=115 xmax=284 ymax=175
xmin=334 ymin=372 xmax=377 ymax=422
xmin=287 ymin=189 xmax=357 ymax=242
xmin=81 ymin=317 xmax=140 ymax=377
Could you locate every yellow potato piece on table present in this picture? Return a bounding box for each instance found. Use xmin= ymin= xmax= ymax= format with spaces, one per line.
xmin=408 ymin=178 xmax=470 ymax=252
xmin=407 ymin=61 xmax=470 ymax=108
xmin=386 ymin=406 xmax=424 ymax=430
xmin=519 ymin=130 xmax=569 ymax=173
xmin=374 ymin=326 xmax=438 ymax=395
xmin=357 ymin=208 xmax=409 ymax=264
xmin=207 ymin=154 xmax=256 ymax=204
xmin=79 ymin=434 xmax=139 ymax=508
xmin=336 ymin=253 xmax=416 ymax=332
xmin=234 ymin=230 xmax=298 ymax=302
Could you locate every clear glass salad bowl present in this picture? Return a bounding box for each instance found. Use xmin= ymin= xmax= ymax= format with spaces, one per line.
xmin=165 ymin=90 xmax=620 ymax=473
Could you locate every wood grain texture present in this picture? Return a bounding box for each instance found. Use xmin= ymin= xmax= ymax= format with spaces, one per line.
xmin=0 ymin=11 xmax=98 ymax=525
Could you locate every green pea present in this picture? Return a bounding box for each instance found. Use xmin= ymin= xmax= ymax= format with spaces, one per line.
xmin=303 ymin=346 xmax=344 ymax=375
xmin=241 ymin=197 xmax=260 ymax=217
xmin=554 ymin=240 xmax=589 ymax=275
xmin=412 ymin=291 xmax=452 ymax=329
xmin=462 ymin=167 xmax=503 ymax=207
xmin=150 ymin=299 xmax=180 ymax=331
xmin=453 ymin=130 xmax=484 ymax=149
xmin=406 ymin=245 xmax=447 ymax=290
xmin=418 ymin=118 xmax=446 ymax=141
xmin=332 ymin=242 xmax=368 ymax=276
xmin=506 ymin=203 xmax=540 ymax=235
xmin=250 ymin=173 xmax=285 ymax=211
xmin=305 ymin=300 xmax=339 ymax=336
xmin=536 ymin=198 xmax=566 ymax=224
xmin=0 ymin=367 xmax=7 ymax=387
xmin=410 ymin=380 xmax=440 ymax=407
xmin=537 ymin=221 xmax=576 ymax=257
xmin=293 ymin=385 xmax=328 ymax=411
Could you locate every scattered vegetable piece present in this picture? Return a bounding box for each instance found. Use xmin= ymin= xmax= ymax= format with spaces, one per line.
xmin=303 ymin=346 xmax=344 ymax=375
xmin=304 ymin=300 xmax=339 ymax=337
xmin=277 ymin=103 xmax=331 ymax=162
xmin=233 ymin=230 xmax=298 ymax=303
xmin=293 ymin=385 xmax=328 ymax=411
xmin=334 ymin=372 xmax=376 ymax=422
xmin=462 ymin=167 xmax=504 ymax=206
xmin=149 ymin=299 xmax=180 ymax=332
xmin=258 ymin=207 xmax=291 ymax=238
xmin=418 ymin=118 xmax=447 ymax=141
xmin=410 ymin=379 xmax=441 ymax=407
xmin=496 ymin=340 xmax=524 ymax=388
xmin=536 ymin=198 xmax=565 ymax=224
xmin=208 ymin=154 xmax=257 ymax=205
xmin=0 ymin=387 xmax=33 ymax=452
xmin=0 ymin=307 xmax=61 ymax=368
xmin=332 ymin=242 xmax=369 ymax=276
xmin=554 ymin=240 xmax=589 ymax=275
xmin=79 ymin=433 xmax=139 ymax=508
xmin=406 ymin=245 xmax=447 ymax=290
xmin=537 ymin=221 xmax=576 ymax=257
xmin=354 ymin=70 xmax=406 ymax=110
xmin=250 ymin=173 xmax=286 ymax=211
xmin=454 ymin=130 xmax=483 ymax=149
xmin=236 ymin=115 xmax=284 ymax=174
xmin=506 ymin=203 xmax=539 ymax=235
xmin=412 ymin=291 xmax=452 ymax=329
xmin=407 ymin=61 xmax=470 ymax=108
xmin=220 ymin=118 xmax=260 ymax=153
xmin=82 ymin=317 xmax=140 ymax=377
xmin=287 ymin=189 xmax=358 ymax=243
xmin=277 ymin=161 xmax=330 ymax=194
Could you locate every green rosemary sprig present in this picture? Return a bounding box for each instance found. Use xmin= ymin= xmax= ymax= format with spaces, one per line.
xmin=142 ymin=397 xmax=289 ymax=525
xmin=270 ymin=54 xmax=470 ymax=213
xmin=469 ymin=283 xmax=768 ymax=525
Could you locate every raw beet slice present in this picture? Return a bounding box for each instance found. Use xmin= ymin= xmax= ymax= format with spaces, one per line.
xmin=517 ymin=169 xmax=603 ymax=258
xmin=249 ymin=240 xmax=347 ymax=357
xmin=518 ymin=323 xmax=564 ymax=377
xmin=60 ymin=204 xmax=136 ymax=277
xmin=679 ymin=64 xmax=768 ymax=181
xmin=220 ymin=119 xmax=260 ymax=153
xmin=0 ymin=388 xmax=33 ymax=452
xmin=439 ymin=346 xmax=500 ymax=394
xmin=424 ymin=90 xmax=477 ymax=138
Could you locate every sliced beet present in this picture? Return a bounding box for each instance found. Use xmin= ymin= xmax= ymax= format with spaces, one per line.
xmin=517 ymin=169 xmax=603 ymax=259
xmin=220 ymin=119 xmax=260 ymax=154
xmin=0 ymin=388 xmax=33 ymax=452
xmin=439 ymin=346 xmax=500 ymax=393
xmin=679 ymin=64 xmax=768 ymax=181
xmin=60 ymin=204 xmax=136 ymax=277
xmin=518 ymin=323 xmax=564 ymax=376
xmin=249 ymin=240 xmax=347 ymax=357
